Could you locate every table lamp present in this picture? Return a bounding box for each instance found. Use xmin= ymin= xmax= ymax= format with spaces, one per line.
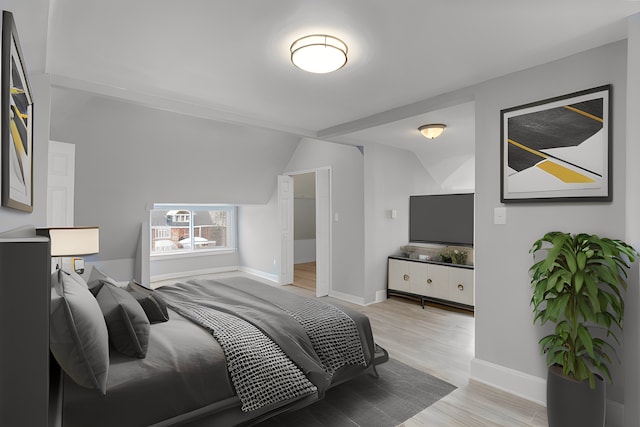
xmin=36 ymin=227 xmax=99 ymax=272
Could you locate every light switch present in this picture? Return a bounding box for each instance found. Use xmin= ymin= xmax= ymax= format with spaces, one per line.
xmin=391 ymin=209 xmax=397 ymax=219
xmin=494 ymin=207 xmax=507 ymax=225
xmin=334 ymin=213 xmax=339 ymax=222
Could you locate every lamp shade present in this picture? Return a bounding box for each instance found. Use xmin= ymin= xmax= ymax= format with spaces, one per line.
xmin=290 ymin=34 xmax=348 ymax=74
xmin=418 ymin=124 xmax=446 ymax=139
xmin=37 ymin=227 xmax=99 ymax=256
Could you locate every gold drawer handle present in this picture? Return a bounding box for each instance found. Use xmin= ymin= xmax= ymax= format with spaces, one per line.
xmin=458 ymin=284 xmax=464 ymax=291
xmin=403 ymin=274 xmax=410 ymax=281
xmin=427 ymin=278 xmax=432 ymax=284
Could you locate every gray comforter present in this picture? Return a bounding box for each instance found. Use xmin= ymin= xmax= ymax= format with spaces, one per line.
xmin=61 ymin=277 xmax=378 ymax=427
xmin=160 ymin=277 xmax=371 ymax=399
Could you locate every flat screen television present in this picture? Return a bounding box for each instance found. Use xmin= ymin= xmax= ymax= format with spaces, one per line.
xmin=409 ymin=193 xmax=474 ymax=246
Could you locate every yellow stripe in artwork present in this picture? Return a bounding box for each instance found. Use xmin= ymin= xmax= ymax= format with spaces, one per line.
xmin=11 ymin=103 xmax=29 ymax=122
xmin=507 ymin=139 xmax=549 ymax=159
xmin=536 ymin=160 xmax=595 ymax=183
xmin=9 ymin=119 xmax=26 ymax=180
xmin=563 ymin=105 xmax=603 ymax=123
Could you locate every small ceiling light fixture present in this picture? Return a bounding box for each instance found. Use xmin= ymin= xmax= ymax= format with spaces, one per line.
xmin=418 ymin=124 xmax=446 ymax=140
xmin=290 ymin=34 xmax=348 ymax=74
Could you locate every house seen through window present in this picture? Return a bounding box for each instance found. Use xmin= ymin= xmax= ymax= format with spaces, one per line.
xmin=150 ymin=205 xmax=236 ymax=255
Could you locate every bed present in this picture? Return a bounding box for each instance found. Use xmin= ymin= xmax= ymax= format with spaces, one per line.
xmin=50 ymin=271 xmax=388 ymax=427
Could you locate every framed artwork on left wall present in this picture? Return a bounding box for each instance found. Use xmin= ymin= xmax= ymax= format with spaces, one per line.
xmin=1 ymin=10 xmax=34 ymax=212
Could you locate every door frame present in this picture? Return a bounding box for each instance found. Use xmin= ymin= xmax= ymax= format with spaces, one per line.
xmin=278 ymin=167 xmax=332 ymax=296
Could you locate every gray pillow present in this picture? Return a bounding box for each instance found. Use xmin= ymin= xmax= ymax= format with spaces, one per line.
xmin=126 ymin=280 xmax=170 ymax=323
xmin=87 ymin=266 xmax=117 ymax=294
xmin=50 ymin=270 xmax=109 ymax=394
xmin=94 ymin=281 xmax=150 ymax=358
xmin=65 ymin=269 xmax=89 ymax=289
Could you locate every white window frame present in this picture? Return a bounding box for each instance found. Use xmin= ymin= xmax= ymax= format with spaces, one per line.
xmin=150 ymin=204 xmax=237 ymax=258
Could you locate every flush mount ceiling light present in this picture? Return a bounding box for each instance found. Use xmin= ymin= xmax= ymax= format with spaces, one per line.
xmin=290 ymin=34 xmax=348 ymax=74
xmin=418 ymin=124 xmax=446 ymax=139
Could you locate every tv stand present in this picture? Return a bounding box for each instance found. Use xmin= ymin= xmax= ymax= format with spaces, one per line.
xmin=387 ymin=256 xmax=474 ymax=311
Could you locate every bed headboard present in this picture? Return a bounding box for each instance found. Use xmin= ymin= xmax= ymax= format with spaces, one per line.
xmin=0 ymin=230 xmax=59 ymax=426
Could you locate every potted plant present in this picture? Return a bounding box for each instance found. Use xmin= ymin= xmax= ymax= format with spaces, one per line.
xmin=439 ymin=248 xmax=453 ymax=263
xmin=452 ymin=249 xmax=468 ymax=265
xmin=529 ymin=231 xmax=637 ymax=427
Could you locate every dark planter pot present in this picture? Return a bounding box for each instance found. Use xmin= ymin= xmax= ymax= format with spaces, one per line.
xmin=547 ymin=365 xmax=605 ymax=427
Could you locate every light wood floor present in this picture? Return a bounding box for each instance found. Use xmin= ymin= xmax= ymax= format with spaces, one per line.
xmin=293 ymin=262 xmax=316 ymax=291
xmin=153 ymin=271 xmax=548 ymax=426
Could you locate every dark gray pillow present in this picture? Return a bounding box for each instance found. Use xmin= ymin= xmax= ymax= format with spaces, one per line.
xmin=94 ymin=281 xmax=150 ymax=358
xmin=126 ymin=280 xmax=170 ymax=323
xmin=87 ymin=266 xmax=117 ymax=295
xmin=50 ymin=270 xmax=109 ymax=394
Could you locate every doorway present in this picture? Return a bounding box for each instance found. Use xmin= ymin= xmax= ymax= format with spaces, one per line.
xmin=292 ymin=172 xmax=317 ymax=291
xmin=278 ymin=168 xmax=331 ymax=297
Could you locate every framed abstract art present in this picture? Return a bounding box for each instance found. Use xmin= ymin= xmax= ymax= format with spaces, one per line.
xmin=500 ymin=85 xmax=611 ymax=203
xmin=1 ymin=10 xmax=34 ymax=212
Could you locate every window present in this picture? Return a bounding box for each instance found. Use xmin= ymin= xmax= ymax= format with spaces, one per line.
xmin=155 ymin=227 xmax=171 ymax=239
xmin=150 ymin=204 xmax=237 ymax=256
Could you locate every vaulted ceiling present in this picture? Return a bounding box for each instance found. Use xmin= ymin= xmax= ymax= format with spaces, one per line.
xmin=8 ymin=0 xmax=640 ymax=176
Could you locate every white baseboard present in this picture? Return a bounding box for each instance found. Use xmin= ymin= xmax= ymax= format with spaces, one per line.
xmin=329 ymin=289 xmax=366 ymax=306
xmin=470 ymin=358 xmax=546 ymax=406
xmin=374 ymin=289 xmax=387 ymax=303
xmin=238 ymin=266 xmax=280 ymax=284
xmin=470 ymin=358 xmax=624 ymax=426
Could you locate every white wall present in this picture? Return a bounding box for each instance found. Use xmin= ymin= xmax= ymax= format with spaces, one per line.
xmin=238 ymin=195 xmax=280 ymax=281
xmin=472 ymin=40 xmax=630 ymax=412
xmin=294 ymin=239 xmax=316 ymax=264
xmin=294 ymin=198 xmax=315 ymax=239
xmin=49 ymin=87 xmax=300 ymax=279
xmin=1 ymin=1 xmax=50 ymax=75
xmin=149 ymin=252 xmax=240 ymax=282
xmin=440 ymin=156 xmax=475 ymax=192
xmin=363 ymin=142 xmax=441 ymax=303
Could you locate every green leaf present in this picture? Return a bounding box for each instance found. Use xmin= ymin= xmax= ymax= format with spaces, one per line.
xmin=577 ymin=325 xmax=595 ymax=359
xmin=547 ymin=294 xmax=570 ymax=322
xmin=584 ymin=277 xmax=601 ymax=313
xmin=564 ymin=249 xmax=577 ymax=274
xmin=574 ymin=271 xmax=584 ymax=293
xmin=598 ymin=363 xmax=612 ymax=383
xmin=576 ymin=251 xmax=587 ymax=270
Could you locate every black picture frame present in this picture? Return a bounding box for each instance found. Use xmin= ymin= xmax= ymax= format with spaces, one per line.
xmin=1 ymin=10 xmax=34 ymax=212
xmin=500 ymin=85 xmax=612 ymax=203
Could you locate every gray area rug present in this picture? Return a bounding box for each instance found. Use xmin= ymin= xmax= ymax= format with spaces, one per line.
xmin=258 ymin=358 xmax=456 ymax=427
